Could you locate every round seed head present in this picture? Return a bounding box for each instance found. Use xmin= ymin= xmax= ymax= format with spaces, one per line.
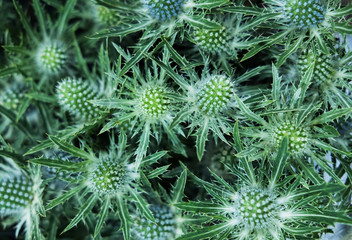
xmin=237 ymin=187 xmax=278 ymax=230
xmin=0 ymin=176 xmax=33 ymax=215
xmin=273 ymin=121 xmax=308 ymax=153
xmin=196 ymin=75 xmax=234 ymax=116
xmin=97 ymin=6 xmax=119 ymax=25
xmin=37 ymin=44 xmax=66 ymax=74
xmin=285 ymin=0 xmax=326 ymax=29
xmin=90 ymin=160 xmax=128 ymax=195
xmin=298 ymin=50 xmax=336 ymax=83
xmin=134 ymin=205 xmax=176 ymax=240
xmin=144 ymin=0 xmax=184 ymax=22
xmin=193 ymin=27 xmax=231 ymax=53
xmin=0 ymin=90 xmax=24 ymax=110
xmin=56 ymin=78 xmax=100 ymax=121
xmin=140 ymin=86 xmax=171 ymax=119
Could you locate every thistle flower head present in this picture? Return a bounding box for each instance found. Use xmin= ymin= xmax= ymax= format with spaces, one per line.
xmin=89 ymin=159 xmax=131 ymax=195
xmin=0 ymin=176 xmax=33 ymax=215
xmin=97 ymin=6 xmax=119 ymax=26
xmin=0 ymin=89 xmax=24 ymax=110
xmin=144 ymin=0 xmax=185 ymax=22
xmin=298 ymin=50 xmax=336 ymax=83
xmin=234 ymin=187 xmax=278 ymax=230
xmin=134 ymin=205 xmax=177 ymax=240
xmin=272 ymin=120 xmax=308 ymax=153
xmin=56 ymin=77 xmax=100 ymax=121
xmin=36 ymin=42 xmax=67 ymax=74
xmin=196 ymin=75 xmax=234 ymax=116
xmin=139 ymin=86 xmax=171 ymax=119
xmin=193 ymin=27 xmax=231 ymax=54
xmin=284 ymin=0 xmax=326 ymax=29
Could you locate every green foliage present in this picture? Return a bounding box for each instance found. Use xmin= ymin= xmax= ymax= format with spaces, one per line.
xmin=1 ymin=0 xmax=352 ymax=239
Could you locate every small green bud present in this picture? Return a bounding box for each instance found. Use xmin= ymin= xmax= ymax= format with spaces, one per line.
xmin=36 ymin=44 xmax=66 ymax=74
xmin=97 ymin=6 xmax=119 ymax=26
xmin=56 ymin=78 xmax=100 ymax=121
xmin=0 ymin=90 xmax=24 ymax=110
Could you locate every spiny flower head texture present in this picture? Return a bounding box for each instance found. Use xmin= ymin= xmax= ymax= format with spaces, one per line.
xmin=97 ymin=6 xmax=119 ymax=26
xmin=0 ymin=176 xmax=33 ymax=215
xmin=273 ymin=120 xmax=308 ymax=153
xmin=0 ymin=90 xmax=24 ymax=110
xmin=298 ymin=50 xmax=336 ymax=83
xmin=36 ymin=44 xmax=66 ymax=74
xmin=144 ymin=0 xmax=184 ymax=22
xmin=89 ymin=160 xmax=129 ymax=195
xmin=193 ymin=27 xmax=231 ymax=53
xmin=196 ymin=75 xmax=234 ymax=116
xmin=134 ymin=205 xmax=176 ymax=240
xmin=235 ymin=187 xmax=278 ymax=230
xmin=284 ymin=0 xmax=326 ymax=29
xmin=56 ymin=78 xmax=100 ymax=121
xmin=140 ymin=86 xmax=171 ymax=119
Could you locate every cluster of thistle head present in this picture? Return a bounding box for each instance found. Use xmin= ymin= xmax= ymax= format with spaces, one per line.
xmin=1 ymin=0 xmax=352 ymax=239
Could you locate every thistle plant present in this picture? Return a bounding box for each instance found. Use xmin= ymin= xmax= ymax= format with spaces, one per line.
xmin=2 ymin=0 xmax=352 ymax=239
xmin=0 ymin=154 xmax=44 ymax=240
xmin=175 ymin=138 xmax=352 ymax=240
xmin=2 ymin=0 xmax=78 ymax=84
xmin=238 ymin=0 xmax=352 ymax=64
xmin=56 ymin=77 xmax=101 ymax=121
xmin=29 ymin=132 xmax=167 ymax=239
xmin=151 ymin=40 xmax=265 ymax=160
xmin=295 ymin=45 xmax=352 ymax=109
xmin=92 ymin=48 xmax=185 ymax=167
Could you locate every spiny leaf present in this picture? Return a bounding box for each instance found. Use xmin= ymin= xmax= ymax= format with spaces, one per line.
xmin=117 ymin=196 xmax=131 ymax=240
xmin=48 ymin=135 xmax=96 ymax=162
xmin=195 ymin=118 xmax=210 ymax=161
xmin=171 ymin=169 xmax=187 ymax=204
xmin=129 ymin=188 xmax=155 ymax=222
xmin=46 ymin=184 xmax=85 ymax=211
xmin=94 ymin=197 xmax=110 ymax=238
xmin=270 ymin=136 xmax=288 ymax=190
xmin=62 ymin=194 xmax=98 ymax=233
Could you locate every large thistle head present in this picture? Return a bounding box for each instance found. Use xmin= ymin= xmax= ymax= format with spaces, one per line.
xmin=195 ymin=74 xmax=235 ymax=117
xmin=139 ymin=86 xmax=172 ymax=120
xmin=56 ymin=77 xmax=101 ymax=121
xmin=0 ymin=162 xmax=44 ymax=239
xmin=143 ymin=0 xmax=185 ymax=22
xmin=284 ymin=0 xmax=326 ymax=30
xmin=133 ymin=204 xmax=178 ymax=240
